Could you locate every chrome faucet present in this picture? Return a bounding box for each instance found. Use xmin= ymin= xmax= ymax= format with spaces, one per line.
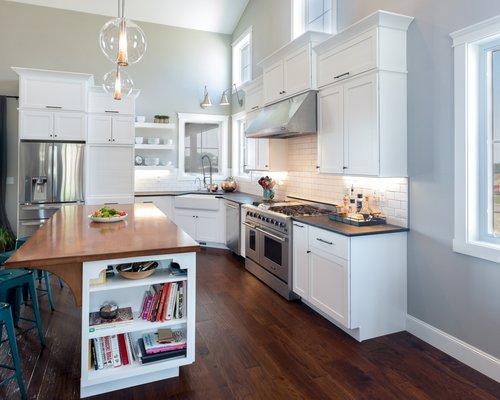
xmin=201 ymin=154 xmax=217 ymax=192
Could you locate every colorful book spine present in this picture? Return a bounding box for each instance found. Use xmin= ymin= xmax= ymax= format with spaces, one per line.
xmin=110 ymin=335 xmax=122 ymax=368
xmin=117 ymin=333 xmax=129 ymax=366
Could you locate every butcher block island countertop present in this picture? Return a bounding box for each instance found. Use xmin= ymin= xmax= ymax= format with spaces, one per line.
xmin=5 ymin=203 xmax=200 ymax=397
xmin=5 ymin=203 xmax=200 ymax=268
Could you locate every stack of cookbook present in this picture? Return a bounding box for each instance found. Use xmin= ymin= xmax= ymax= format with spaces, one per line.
xmin=138 ymin=328 xmax=187 ymax=364
xmin=139 ymin=282 xmax=185 ymax=322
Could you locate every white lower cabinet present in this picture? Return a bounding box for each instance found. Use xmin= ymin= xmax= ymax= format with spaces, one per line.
xmin=174 ymin=203 xmax=225 ymax=245
xmin=134 ymin=196 xmax=174 ymax=219
xmin=174 ymin=210 xmax=198 ymax=239
xmin=292 ymin=222 xmax=407 ymax=341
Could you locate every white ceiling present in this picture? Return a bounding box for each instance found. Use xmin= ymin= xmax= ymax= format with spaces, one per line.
xmin=7 ymin=0 xmax=249 ymax=34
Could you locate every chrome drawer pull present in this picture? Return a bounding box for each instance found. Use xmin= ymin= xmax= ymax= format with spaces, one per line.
xmin=334 ymin=72 xmax=350 ymax=80
xmin=293 ymin=223 xmax=304 ymax=228
xmin=316 ymin=238 xmax=333 ymax=245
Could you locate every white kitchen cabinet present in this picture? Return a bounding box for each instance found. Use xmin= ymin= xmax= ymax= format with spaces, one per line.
xmin=244 ymin=137 xmax=288 ymax=172
xmin=259 ymin=31 xmax=330 ymax=106
xmin=13 ymin=67 xmax=93 ymax=112
xmin=244 ymin=77 xmax=264 ymax=113
xmin=343 ymin=73 xmax=378 ymax=176
xmin=292 ymin=222 xmax=309 ymax=298
xmin=135 ymin=196 xmax=174 ymax=219
xmin=19 ymin=110 xmax=86 ymax=141
xmin=88 ymin=87 xmax=137 ymax=115
xmin=19 ymin=110 xmax=53 ymax=140
xmin=315 ymin=11 xmax=413 ymax=177
xmin=263 ymin=60 xmax=285 ymax=105
xmin=196 ymin=214 xmax=220 ymax=243
xmin=85 ymin=145 xmax=134 ymax=205
xmin=53 ymin=112 xmax=86 ymax=141
xmin=317 ymin=84 xmax=344 ymax=174
xmin=309 ymin=249 xmax=349 ymax=327
xmin=88 ymin=115 xmax=135 ymax=145
xmin=174 ymin=210 xmax=197 ymax=239
xmin=292 ymin=222 xmax=407 ymax=341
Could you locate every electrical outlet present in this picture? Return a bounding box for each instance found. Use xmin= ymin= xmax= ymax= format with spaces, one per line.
xmin=6 ymin=176 xmax=14 ymax=185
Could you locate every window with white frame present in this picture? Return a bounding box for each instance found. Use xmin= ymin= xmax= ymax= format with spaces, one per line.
xmin=232 ymin=27 xmax=252 ymax=88
xmin=452 ymin=15 xmax=500 ymax=263
xmin=178 ymin=113 xmax=229 ymax=179
xmin=231 ymin=111 xmax=251 ymax=179
xmin=292 ymin=0 xmax=337 ymax=39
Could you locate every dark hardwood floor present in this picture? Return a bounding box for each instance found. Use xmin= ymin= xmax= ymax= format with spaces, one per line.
xmin=1 ymin=248 xmax=499 ymax=399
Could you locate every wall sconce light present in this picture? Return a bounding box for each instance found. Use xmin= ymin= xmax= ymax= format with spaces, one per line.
xmin=200 ymin=85 xmax=212 ymax=108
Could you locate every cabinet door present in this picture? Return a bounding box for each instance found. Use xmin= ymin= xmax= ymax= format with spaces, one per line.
xmin=292 ymin=222 xmax=309 ymax=298
xmin=284 ymin=45 xmax=310 ymax=97
xmin=112 ymin=116 xmax=135 ymax=145
xmin=196 ymin=213 xmax=219 ymax=243
xmin=245 ymin=86 xmax=263 ymax=113
xmin=174 ymin=211 xmax=197 ymax=239
xmin=20 ymin=77 xmax=87 ymax=111
xmin=256 ymin=139 xmax=269 ymax=170
xmin=263 ymin=60 xmax=284 ymax=105
xmin=88 ymin=115 xmax=112 ymax=144
xmin=245 ymin=138 xmax=257 ymax=171
xmin=318 ymin=84 xmax=344 ymax=174
xmin=19 ymin=110 xmax=53 ymax=140
xmin=309 ymin=249 xmax=349 ymax=327
xmin=53 ymin=112 xmax=86 ymax=141
xmin=86 ymin=145 xmax=133 ymax=202
xmin=344 ymin=73 xmax=379 ymax=176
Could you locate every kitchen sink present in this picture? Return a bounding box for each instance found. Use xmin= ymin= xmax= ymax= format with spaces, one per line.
xmin=174 ymin=194 xmax=220 ymax=210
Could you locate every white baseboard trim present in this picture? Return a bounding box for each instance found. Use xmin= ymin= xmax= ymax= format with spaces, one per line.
xmin=406 ymin=315 xmax=500 ymax=383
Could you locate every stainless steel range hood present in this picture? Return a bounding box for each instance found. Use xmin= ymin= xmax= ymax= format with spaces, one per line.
xmin=245 ymin=91 xmax=317 ymax=138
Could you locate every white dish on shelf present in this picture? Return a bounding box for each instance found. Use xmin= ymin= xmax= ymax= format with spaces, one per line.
xmin=135 ymin=137 xmax=144 ymax=144
xmin=147 ymin=137 xmax=161 ymax=145
xmin=144 ymin=157 xmax=160 ymax=166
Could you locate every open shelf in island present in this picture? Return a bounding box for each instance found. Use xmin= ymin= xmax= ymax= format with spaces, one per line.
xmin=80 ymin=252 xmax=196 ymax=398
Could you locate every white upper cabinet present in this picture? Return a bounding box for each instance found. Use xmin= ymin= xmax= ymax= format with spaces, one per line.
xmin=315 ymin=11 xmax=413 ymax=177
xmin=259 ymin=31 xmax=330 ymax=105
xmin=88 ymin=115 xmax=112 ymax=144
xmin=88 ymin=87 xmax=138 ymax=115
xmin=111 ymin=116 xmax=135 ymax=144
xmin=13 ymin=67 xmax=93 ymax=111
xmin=88 ymin=115 xmax=135 ymax=145
xmin=244 ymin=137 xmax=288 ymax=172
xmin=244 ymin=77 xmax=264 ymax=112
xmin=19 ymin=110 xmax=86 ymax=141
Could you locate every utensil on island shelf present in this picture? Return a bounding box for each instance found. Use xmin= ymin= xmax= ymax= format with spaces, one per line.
xmin=116 ymin=261 xmax=159 ymax=280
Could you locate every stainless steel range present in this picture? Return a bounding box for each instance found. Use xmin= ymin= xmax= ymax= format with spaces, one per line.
xmin=243 ymin=198 xmax=333 ymax=300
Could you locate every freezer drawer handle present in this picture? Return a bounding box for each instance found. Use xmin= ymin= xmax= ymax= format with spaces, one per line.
xmin=316 ymin=238 xmax=334 ymax=245
xmin=20 ymin=221 xmax=45 ymax=226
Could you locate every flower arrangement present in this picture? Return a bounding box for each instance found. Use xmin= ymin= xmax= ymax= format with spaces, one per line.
xmin=258 ymin=176 xmax=276 ymax=200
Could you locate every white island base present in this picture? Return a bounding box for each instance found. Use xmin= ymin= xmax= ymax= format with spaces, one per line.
xmin=80 ymin=252 xmax=196 ymax=398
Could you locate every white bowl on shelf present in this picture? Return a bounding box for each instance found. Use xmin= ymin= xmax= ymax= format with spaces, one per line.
xmin=147 ymin=137 xmax=161 ymax=145
xmin=144 ymin=157 xmax=160 ymax=166
xmin=135 ymin=137 xmax=144 ymax=144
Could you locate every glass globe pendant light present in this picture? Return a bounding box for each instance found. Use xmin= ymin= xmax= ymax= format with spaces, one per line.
xmin=99 ymin=0 xmax=147 ymax=66
xmin=103 ymin=65 xmax=133 ymax=100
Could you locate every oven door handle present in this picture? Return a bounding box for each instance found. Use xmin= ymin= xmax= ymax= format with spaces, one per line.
xmin=243 ymin=221 xmax=257 ymax=229
xmin=255 ymin=227 xmax=287 ymax=242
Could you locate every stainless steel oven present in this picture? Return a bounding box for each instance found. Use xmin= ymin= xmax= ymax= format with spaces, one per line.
xmin=243 ymin=206 xmax=297 ymax=300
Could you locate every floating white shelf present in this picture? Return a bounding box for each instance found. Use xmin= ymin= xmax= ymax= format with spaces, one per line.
xmin=89 ymin=269 xmax=187 ymax=292
xmin=88 ymin=315 xmax=187 ymax=339
xmin=135 ymin=122 xmax=175 ymax=130
xmin=134 ymin=144 xmax=175 ymax=150
xmin=134 ymin=166 xmax=174 ymax=171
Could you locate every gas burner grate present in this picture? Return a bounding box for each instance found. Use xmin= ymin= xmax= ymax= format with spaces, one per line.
xmin=268 ymin=204 xmax=332 ymax=217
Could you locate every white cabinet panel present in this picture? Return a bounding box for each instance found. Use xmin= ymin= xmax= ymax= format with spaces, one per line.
xmin=88 ymin=91 xmax=135 ymax=115
xmin=317 ymin=30 xmax=377 ymax=88
xmin=263 ymin=60 xmax=284 ymax=105
xmin=135 ymin=196 xmax=173 ymax=219
xmin=256 ymin=139 xmax=270 ymax=170
xmin=19 ymin=110 xmax=53 ymax=140
xmin=343 ymin=73 xmax=379 ymax=176
xmin=245 ymin=85 xmax=263 ymax=113
xmin=309 ymin=249 xmax=349 ymax=327
xmin=292 ymin=222 xmax=309 ymax=298
xmin=318 ymin=84 xmax=344 ymax=174
xmin=175 ymin=211 xmax=197 ymax=239
xmin=86 ymin=145 xmax=133 ymax=204
xmin=112 ymin=116 xmax=135 ymax=144
xmin=20 ymin=77 xmax=87 ymax=111
xmin=245 ymin=138 xmax=257 ymax=171
xmin=284 ymin=45 xmax=310 ymax=97
xmin=53 ymin=112 xmax=86 ymax=141
xmin=88 ymin=115 xmax=112 ymax=144
xmin=196 ymin=213 xmax=219 ymax=243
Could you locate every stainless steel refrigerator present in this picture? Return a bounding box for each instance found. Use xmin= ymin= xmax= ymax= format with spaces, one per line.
xmin=18 ymin=141 xmax=84 ymax=237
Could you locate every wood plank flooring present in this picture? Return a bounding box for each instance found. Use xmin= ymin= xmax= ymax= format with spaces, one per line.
xmin=1 ymin=248 xmax=499 ymax=399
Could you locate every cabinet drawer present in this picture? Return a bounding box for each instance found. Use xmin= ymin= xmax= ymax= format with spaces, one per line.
xmin=318 ymin=30 xmax=377 ymax=88
xmin=308 ymin=226 xmax=349 ymax=260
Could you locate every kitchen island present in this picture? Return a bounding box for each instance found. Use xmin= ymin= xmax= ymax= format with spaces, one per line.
xmin=4 ymin=203 xmax=200 ymax=397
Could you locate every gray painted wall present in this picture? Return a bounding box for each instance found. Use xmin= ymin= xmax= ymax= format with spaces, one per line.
xmin=233 ymin=0 xmax=500 ymax=358
xmin=0 ymin=0 xmax=232 ymax=232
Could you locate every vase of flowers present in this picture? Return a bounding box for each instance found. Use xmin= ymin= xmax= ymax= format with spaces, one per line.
xmin=258 ymin=176 xmax=276 ymax=201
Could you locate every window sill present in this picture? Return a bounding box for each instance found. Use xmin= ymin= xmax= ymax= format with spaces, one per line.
xmin=453 ymin=238 xmax=500 ymax=263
